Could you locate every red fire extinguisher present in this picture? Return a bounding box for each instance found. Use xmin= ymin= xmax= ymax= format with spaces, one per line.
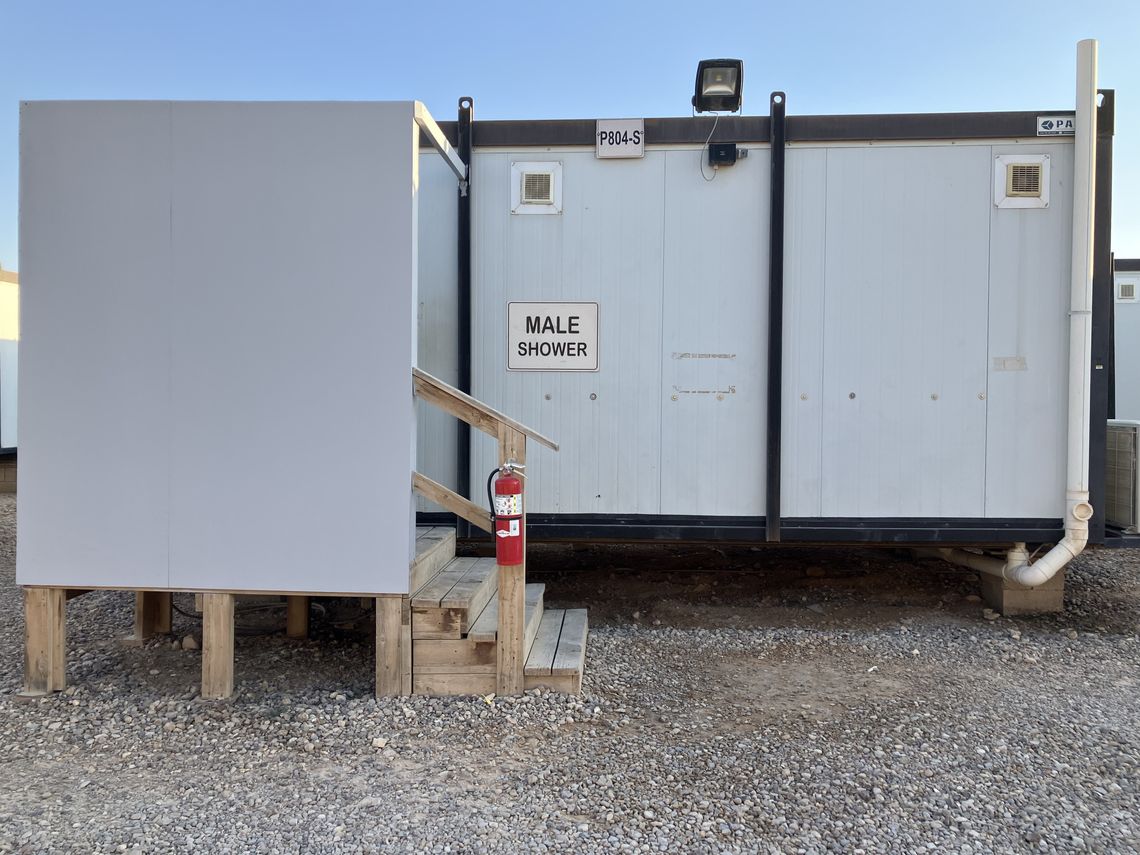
xmin=489 ymin=461 xmax=525 ymax=566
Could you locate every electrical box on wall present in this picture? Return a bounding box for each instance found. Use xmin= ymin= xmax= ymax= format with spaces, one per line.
xmin=708 ymin=143 xmax=738 ymax=166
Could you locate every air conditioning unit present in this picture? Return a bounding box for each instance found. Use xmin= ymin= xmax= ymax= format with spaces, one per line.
xmin=1106 ymin=420 xmax=1140 ymax=532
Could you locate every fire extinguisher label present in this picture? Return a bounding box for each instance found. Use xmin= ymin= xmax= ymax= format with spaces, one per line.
xmin=509 ymin=519 xmax=520 ymax=536
xmin=494 ymin=495 xmax=522 ymax=516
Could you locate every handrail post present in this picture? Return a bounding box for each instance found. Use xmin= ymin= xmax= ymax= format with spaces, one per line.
xmin=496 ymin=426 xmax=527 ymax=695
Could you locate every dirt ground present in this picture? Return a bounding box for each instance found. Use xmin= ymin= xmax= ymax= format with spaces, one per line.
xmin=527 ymin=540 xmax=1140 ymax=633
xmin=3 ymin=491 xmax=1140 ymax=853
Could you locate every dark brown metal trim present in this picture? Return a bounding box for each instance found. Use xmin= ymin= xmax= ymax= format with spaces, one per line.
xmin=423 ymin=109 xmax=1074 ymax=149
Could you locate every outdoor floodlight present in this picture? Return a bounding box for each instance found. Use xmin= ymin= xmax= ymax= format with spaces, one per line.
xmin=692 ymin=59 xmax=744 ymax=113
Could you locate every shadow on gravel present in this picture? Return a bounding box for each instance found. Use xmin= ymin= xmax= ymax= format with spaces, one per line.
xmin=520 ymin=541 xmax=1140 ymax=636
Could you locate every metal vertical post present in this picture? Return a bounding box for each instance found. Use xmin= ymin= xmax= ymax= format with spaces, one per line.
xmin=766 ymin=92 xmax=787 ymax=543
xmin=456 ymin=97 xmax=474 ymax=538
xmin=1089 ymin=88 xmax=1114 ymax=544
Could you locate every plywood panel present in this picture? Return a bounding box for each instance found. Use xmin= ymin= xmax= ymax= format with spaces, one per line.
xmin=820 ymin=145 xmax=991 ymax=518
xmin=167 ymin=102 xmax=418 ymax=594
xmin=18 ymin=102 xmax=172 ymax=588
xmin=660 ymin=147 xmax=768 ymax=516
xmin=470 ymin=151 xmax=665 ymax=515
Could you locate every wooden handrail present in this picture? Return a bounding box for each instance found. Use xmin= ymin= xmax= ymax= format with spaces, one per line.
xmin=412 ymin=472 xmax=492 ymax=533
xmin=412 ymin=367 xmax=559 ymax=452
xmin=411 ymin=365 xmax=557 ymax=696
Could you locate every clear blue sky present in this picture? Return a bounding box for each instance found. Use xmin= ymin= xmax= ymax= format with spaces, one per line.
xmin=2 ymin=0 xmax=1138 ymax=269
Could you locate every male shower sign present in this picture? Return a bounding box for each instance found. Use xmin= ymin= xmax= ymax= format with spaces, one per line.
xmin=508 ymin=302 xmax=599 ymax=371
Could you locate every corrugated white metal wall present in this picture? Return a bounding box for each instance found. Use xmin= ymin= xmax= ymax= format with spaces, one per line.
xmin=416 ymin=153 xmax=459 ymax=509
xmin=0 ymin=273 xmax=16 ymax=450
xmin=417 ymin=138 xmax=1075 ymax=521
xmin=1114 ymin=267 xmax=1140 ymax=421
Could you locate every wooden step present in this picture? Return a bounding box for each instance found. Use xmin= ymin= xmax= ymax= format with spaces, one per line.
xmin=412 ymin=606 xmax=588 ymax=697
xmin=467 ymin=583 xmax=544 ymax=649
xmin=411 ymin=556 xmax=498 ymax=639
xmin=413 ymin=636 xmax=497 ymax=674
xmin=525 ymin=609 xmax=588 ymax=695
xmin=409 ymin=526 xmax=457 ymax=593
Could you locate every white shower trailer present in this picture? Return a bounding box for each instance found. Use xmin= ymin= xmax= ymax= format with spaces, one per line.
xmin=1114 ymin=258 xmax=1140 ymax=420
xmin=413 ymin=41 xmax=1122 ymax=606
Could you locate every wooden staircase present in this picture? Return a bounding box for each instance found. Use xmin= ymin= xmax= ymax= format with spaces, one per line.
xmin=408 ymin=527 xmax=587 ymax=696
xmin=406 ymin=368 xmax=584 ymax=697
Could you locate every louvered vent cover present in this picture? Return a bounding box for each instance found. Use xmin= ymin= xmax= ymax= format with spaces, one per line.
xmin=1106 ymin=422 xmax=1140 ymax=533
xmin=1120 ymin=281 xmax=1137 ymax=301
xmin=521 ymin=172 xmax=554 ymax=205
xmin=1006 ymin=163 xmax=1043 ymax=197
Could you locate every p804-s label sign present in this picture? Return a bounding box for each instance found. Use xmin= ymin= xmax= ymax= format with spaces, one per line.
xmin=508 ymin=302 xmax=599 ymax=371
xmin=596 ymin=119 xmax=644 ymax=158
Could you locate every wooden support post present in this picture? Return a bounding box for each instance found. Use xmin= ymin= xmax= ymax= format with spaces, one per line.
xmin=133 ymin=591 xmax=173 ymax=642
xmin=202 ymin=593 xmax=235 ymax=700
xmin=496 ymin=564 xmax=526 ymax=695
xmin=286 ymin=596 xmax=310 ymax=639
xmin=23 ymin=588 xmax=66 ymax=696
xmin=497 ymin=427 xmax=527 ymax=695
xmin=155 ymin=592 xmax=172 ymax=633
xmin=376 ymin=595 xmax=410 ymax=697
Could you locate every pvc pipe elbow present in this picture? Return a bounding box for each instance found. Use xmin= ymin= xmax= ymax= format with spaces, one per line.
xmin=1004 ymin=521 xmax=1089 ymax=588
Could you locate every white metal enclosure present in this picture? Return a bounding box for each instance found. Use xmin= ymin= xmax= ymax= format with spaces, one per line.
xmin=416 ymin=136 xmax=1078 ymax=525
xmin=0 ymin=269 xmax=15 ymax=451
xmin=1115 ymin=261 xmax=1140 ymax=420
xmin=18 ymin=101 xmax=422 ymax=593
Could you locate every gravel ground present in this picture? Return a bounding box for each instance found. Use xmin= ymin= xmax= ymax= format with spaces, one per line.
xmin=1 ymin=491 xmax=1139 ymax=854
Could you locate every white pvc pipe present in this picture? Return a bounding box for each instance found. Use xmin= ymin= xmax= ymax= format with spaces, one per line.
xmin=929 ymin=41 xmax=1099 ymax=589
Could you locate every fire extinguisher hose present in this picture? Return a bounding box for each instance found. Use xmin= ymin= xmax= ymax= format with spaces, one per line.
xmin=486 ymin=467 xmax=499 ymax=517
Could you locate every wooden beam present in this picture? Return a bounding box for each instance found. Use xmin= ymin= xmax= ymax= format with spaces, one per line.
xmin=496 ymin=426 xmax=528 ymax=695
xmin=412 ymin=471 xmax=493 ymax=533
xmin=133 ymin=591 xmax=172 ymax=641
xmin=499 ymin=428 xmax=528 ymax=697
xmin=285 ymin=596 xmax=309 ymax=640
xmin=202 ymin=593 xmax=235 ymax=700
xmin=499 ymin=425 xmax=527 ymax=468
xmin=413 ymin=102 xmax=467 ymax=185
xmin=412 ymin=373 xmax=499 ymax=436
xmin=23 ymin=588 xmax=66 ymax=695
xmin=401 ymin=597 xmax=413 ymax=696
xmin=413 ymin=367 xmax=559 ymax=451
xmin=376 ymin=595 xmax=410 ymax=697
xmin=155 ymin=592 xmax=172 ymax=633
xmin=496 ymin=565 xmax=526 ymax=695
